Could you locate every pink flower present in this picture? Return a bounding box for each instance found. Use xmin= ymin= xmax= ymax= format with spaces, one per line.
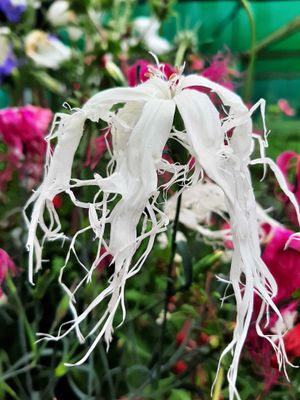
xmin=202 ymin=54 xmax=239 ymax=91
xmin=0 ymin=105 xmax=52 ymax=190
xmin=183 ymin=54 xmax=240 ymax=114
xmin=262 ymin=225 xmax=300 ymax=304
xmin=188 ymin=55 xmax=204 ymax=71
xmin=278 ymin=99 xmax=295 ymax=117
xmin=127 ymin=59 xmax=175 ymax=87
xmin=276 ymin=151 xmax=300 ymax=225
xmin=246 ymin=225 xmax=300 ymax=390
xmin=0 ymin=249 xmax=17 ymax=297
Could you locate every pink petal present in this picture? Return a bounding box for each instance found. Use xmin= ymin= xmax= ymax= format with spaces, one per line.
xmin=278 ymin=99 xmax=295 ymax=117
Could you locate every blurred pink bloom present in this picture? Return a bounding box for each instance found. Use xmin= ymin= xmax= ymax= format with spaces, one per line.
xmin=278 ymin=99 xmax=295 ymax=117
xmin=262 ymin=225 xmax=300 ymax=304
xmin=84 ymin=129 xmax=110 ymax=170
xmin=202 ymin=54 xmax=239 ymax=91
xmin=127 ymin=59 xmax=175 ymax=87
xmin=246 ymin=224 xmax=300 ymax=390
xmin=0 ymin=249 xmax=17 ymax=297
xmin=246 ymin=307 xmax=297 ymax=392
xmin=183 ymin=54 xmax=240 ymax=114
xmin=0 ymin=105 xmax=52 ymax=190
xmin=189 ymin=55 xmax=204 ymax=71
xmin=277 ymin=151 xmax=300 ymax=225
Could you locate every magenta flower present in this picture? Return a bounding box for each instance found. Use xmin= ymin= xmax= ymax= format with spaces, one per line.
xmin=202 ymin=54 xmax=239 ymax=91
xmin=277 ymin=151 xmax=300 ymax=226
xmin=262 ymin=225 xmax=300 ymax=304
xmin=246 ymin=224 xmax=300 ymax=390
xmin=127 ymin=59 xmax=175 ymax=86
xmin=0 ymin=105 xmax=53 ymax=190
xmin=0 ymin=249 xmax=17 ymax=297
xmin=278 ymin=99 xmax=295 ymax=117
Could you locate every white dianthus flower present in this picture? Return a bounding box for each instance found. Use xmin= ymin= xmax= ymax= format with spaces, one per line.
xmin=24 ymin=59 xmax=300 ymax=400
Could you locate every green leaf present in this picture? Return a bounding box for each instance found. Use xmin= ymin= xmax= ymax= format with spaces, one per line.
xmin=126 ymin=289 xmax=150 ymax=304
xmin=32 ymin=269 xmax=55 ymax=299
xmin=55 ymin=362 xmax=68 ymax=378
xmin=170 ymin=389 xmax=191 ymax=400
xmin=292 ymin=288 xmax=300 ymax=299
xmin=0 ymin=382 xmax=19 ymax=400
xmin=193 ymin=251 xmax=222 ymax=275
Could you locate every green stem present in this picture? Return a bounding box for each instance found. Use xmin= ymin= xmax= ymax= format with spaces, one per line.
xmin=245 ymin=15 xmax=300 ymax=57
xmin=212 ymin=366 xmax=224 ymax=400
xmin=175 ymin=41 xmax=188 ymax=68
xmin=240 ymin=0 xmax=256 ymax=102
xmin=6 ymin=275 xmax=37 ymax=358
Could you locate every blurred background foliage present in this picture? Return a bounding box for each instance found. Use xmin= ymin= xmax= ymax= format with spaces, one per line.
xmin=1 ymin=1 xmax=300 ymax=399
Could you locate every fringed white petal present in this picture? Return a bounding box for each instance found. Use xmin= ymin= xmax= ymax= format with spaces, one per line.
xmin=24 ymin=110 xmax=87 ymax=283
xmin=35 ymin=98 xmax=176 ymax=366
xmin=25 ymin=68 xmax=300 ymax=399
xmin=174 ymin=88 xmax=284 ymax=400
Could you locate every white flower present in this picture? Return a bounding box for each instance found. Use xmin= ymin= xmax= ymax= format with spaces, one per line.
xmin=133 ymin=17 xmax=171 ymax=55
xmin=46 ymin=1 xmax=82 ymax=41
xmin=25 ymin=30 xmax=71 ymax=69
xmin=25 ymin=60 xmax=300 ymax=399
xmin=10 ymin=0 xmax=26 ymax=5
xmin=164 ymin=179 xmax=281 ymax=243
xmin=46 ymin=1 xmax=73 ymax=26
xmin=11 ymin=0 xmax=40 ymax=7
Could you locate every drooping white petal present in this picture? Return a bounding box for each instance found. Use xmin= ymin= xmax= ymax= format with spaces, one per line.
xmin=33 ymin=96 xmax=176 ymax=365
xmin=24 ymin=110 xmax=86 ymax=283
xmin=25 ymin=85 xmax=157 ymax=283
xmin=174 ymin=88 xmax=282 ymax=400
